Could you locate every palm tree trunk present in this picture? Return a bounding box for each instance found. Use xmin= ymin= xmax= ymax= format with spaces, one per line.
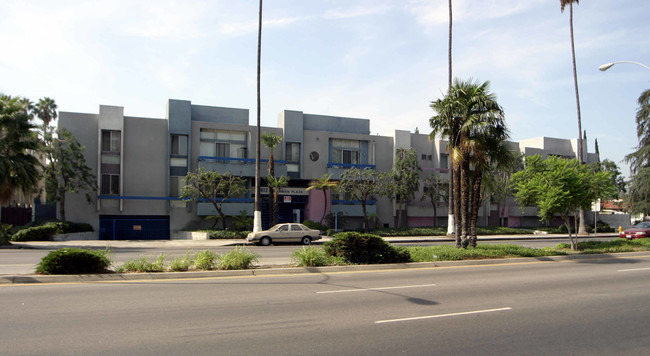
xmin=453 ymin=164 xmax=462 ymax=247
xmin=362 ymin=201 xmax=369 ymax=232
xmin=321 ymin=189 xmax=328 ymax=224
xmin=59 ymin=190 xmax=66 ymax=222
xmin=253 ymin=0 xmax=263 ymax=232
xmin=568 ymin=3 xmax=587 ymax=235
xmin=469 ymin=169 xmax=483 ymax=247
xmin=460 ymin=158 xmax=470 ymax=248
xmin=445 ymin=0 xmax=455 ymax=237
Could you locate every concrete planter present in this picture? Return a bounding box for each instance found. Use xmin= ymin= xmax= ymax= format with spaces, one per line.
xmin=172 ymin=231 xmax=209 ymax=240
xmin=52 ymin=232 xmax=97 ymax=241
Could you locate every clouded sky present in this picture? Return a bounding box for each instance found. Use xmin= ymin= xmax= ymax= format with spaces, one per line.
xmin=1 ymin=0 xmax=648 ymax=175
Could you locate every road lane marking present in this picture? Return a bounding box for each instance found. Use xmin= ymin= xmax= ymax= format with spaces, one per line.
xmin=375 ymin=307 xmax=512 ymax=324
xmin=618 ymin=267 xmax=650 ymax=272
xmin=317 ymin=283 xmax=436 ymax=294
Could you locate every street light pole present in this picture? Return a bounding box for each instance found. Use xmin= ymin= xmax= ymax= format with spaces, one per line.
xmin=598 ymin=61 xmax=650 ymax=72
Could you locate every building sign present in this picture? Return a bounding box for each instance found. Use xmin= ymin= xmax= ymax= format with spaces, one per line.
xmin=284 ymin=196 xmax=292 ymax=203
xmin=259 ymin=187 xmax=308 ymax=196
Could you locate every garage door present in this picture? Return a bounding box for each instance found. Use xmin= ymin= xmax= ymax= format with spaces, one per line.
xmin=99 ymin=215 xmax=170 ymax=240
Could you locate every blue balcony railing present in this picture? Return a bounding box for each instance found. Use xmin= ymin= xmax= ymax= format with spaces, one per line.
xmin=326 ymin=162 xmax=376 ymax=169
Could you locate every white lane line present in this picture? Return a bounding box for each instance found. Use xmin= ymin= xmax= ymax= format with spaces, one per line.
xmin=375 ymin=307 xmax=512 ymax=324
xmin=317 ymin=283 xmax=436 ymax=294
xmin=618 ymin=267 xmax=650 ymax=272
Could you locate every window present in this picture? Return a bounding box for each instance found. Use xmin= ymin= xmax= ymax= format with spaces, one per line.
xmin=440 ymin=154 xmax=449 ymax=169
xmin=290 ymin=225 xmax=304 ymax=231
xmin=200 ymin=129 xmax=246 ymax=159
xmin=331 ymin=139 xmax=361 ymax=165
xmin=101 ymin=130 xmax=121 ymax=153
xmin=170 ymin=176 xmax=184 ymax=197
xmin=171 ymin=135 xmax=188 ymax=155
xmin=286 ymin=142 xmax=300 ymax=162
xmin=101 ymin=174 xmax=119 ymax=195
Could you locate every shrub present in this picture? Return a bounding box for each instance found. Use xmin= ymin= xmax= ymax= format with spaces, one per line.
xmin=233 ymin=211 xmax=253 ymax=231
xmin=11 ymin=221 xmax=93 ymax=242
xmin=168 ymin=251 xmax=193 ymax=272
xmin=218 ymin=247 xmax=259 ymax=270
xmin=323 ymin=232 xmax=411 ymax=264
xmin=0 ymin=224 xmax=12 ymax=245
xmin=193 ymin=250 xmax=219 ymax=270
xmin=36 ymin=248 xmax=112 ymax=274
xmin=116 ymin=254 xmax=167 ymax=273
xmin=205 ymin=230 xmax=248 ymax=239
xmin=302 ymin=220 xmax=328 ymax=232
xmin=291 ymin=246 xmax=329 ymax=267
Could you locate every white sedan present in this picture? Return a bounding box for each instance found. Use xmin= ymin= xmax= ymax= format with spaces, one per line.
xmin=246 ymin=223 xmax=322 ymax=246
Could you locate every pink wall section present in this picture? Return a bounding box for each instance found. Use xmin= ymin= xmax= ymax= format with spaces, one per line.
xmin=306 ymin=189 xmax=330 ymax=223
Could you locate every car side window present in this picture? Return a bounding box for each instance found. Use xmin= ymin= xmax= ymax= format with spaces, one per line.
xmin=290 ymin=225 xmax=302 ymax=231
xmin=278 ymin=225 xmax=288 ymax=231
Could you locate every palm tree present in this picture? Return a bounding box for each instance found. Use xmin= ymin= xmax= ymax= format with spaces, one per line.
xmin=430 ymin=79 xmax=505 ymax=248
xmin=466 ymin=123 xmax=511 ymax=247
xmin=446 ymin=0 xmax=455 ymax=236
xmin=306 ymin=174 xmax=337 ymax=225
xmin=262 ymin=132 xmax=282 ymax=226
xmin=253 ymin=0 xmax=263 ymax=232
xmin=34 ymin=97 xmax=58 ymax=128
xmin=561 ymin=0 xmax=587 ymax=234
xmin=0 ymin=94 xmax=41 ymax=203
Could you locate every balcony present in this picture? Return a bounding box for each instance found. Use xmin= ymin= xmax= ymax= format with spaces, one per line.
xmin=198 ymin=156 xmax=287 ymax=177
xmin=326 ymin=163 xmax=376 ymax=180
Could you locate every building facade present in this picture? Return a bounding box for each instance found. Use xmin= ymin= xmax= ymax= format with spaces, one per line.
xmin=58 ymin=99 xmax=599 ymax=239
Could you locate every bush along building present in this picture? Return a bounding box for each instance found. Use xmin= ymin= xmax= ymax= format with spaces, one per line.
xmin=58 ymin=99 xmax=601 ymax=240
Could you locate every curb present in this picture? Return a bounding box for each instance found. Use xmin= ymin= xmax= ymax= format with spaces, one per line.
xmin=2 ymin=250 xmax=647 ymax=285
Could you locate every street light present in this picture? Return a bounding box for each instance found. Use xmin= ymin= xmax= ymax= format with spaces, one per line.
xmin=598 ymin=61 xmax=650 ymax=72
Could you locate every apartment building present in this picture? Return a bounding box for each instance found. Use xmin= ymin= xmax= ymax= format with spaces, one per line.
xmin=58 ymin=99 xmax=599 ymax=239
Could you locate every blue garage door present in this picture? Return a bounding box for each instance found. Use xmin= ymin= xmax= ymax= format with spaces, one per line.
xmin=100 ymin=215 xmax=170 ymax=240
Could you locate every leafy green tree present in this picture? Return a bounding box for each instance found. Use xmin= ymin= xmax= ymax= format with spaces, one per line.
xmin=181 ymin=168 xmax=246 ymax=230
xmin=482 ymin=151 xmax=524 ymax=228
xmin=625 ymin=89 xmax=650 ymax=172
xmin=590 ymin=159 xmax=626 ymax=198
xmin=430 ymin=78 xmax=507 ymax=248
xmin=262 ymin=132 xmax=282 ymax=226
xmin=306 ymin=174 xmax=337 ymax=224
xmin=420 ymin=174 xmax=448 ymax=227
xmin=0 ymin=94 xmax=41 ymax=203
xmin=626 ymin=167 xmax=650 ymax=215
xmin=511 ymin=155 xmax=616 ymax=250
xmin=625 ymin=88 xmax=650 ymax=215
xmin=387 ymin=148 xmax=420 ymax=228
xmin=338 ymin=168 xmax=386 ymax=232
xmin=43 ymin=128 xmax=96 ymax=221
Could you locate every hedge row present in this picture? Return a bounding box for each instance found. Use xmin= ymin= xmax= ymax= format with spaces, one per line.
xmin=11 ymin=222 xmax=94 ymax=242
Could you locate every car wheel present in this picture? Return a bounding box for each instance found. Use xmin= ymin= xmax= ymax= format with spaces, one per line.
xmin=301 ymin=237 xmax=312 ymax=245
xmin=260 ymin=237 xmax=271 ymax=246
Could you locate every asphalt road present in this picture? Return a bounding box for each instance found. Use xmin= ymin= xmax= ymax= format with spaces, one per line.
xmin=2 ymin=252 xmax=649 ymax=355
xmin=0 ymin=237 xmax=617 ymax=275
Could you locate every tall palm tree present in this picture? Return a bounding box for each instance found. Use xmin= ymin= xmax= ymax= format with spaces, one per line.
xmin=561 ymin=0 xmax=587 ymax=234
xmin=35 ymin=97 xmax=58 ymax=128
xmin=431 ymin=79 xmax=505 ymax=248
xmin=253 ymin=0 xmax=263 ymax=232
xmin=262 ymin=132 xmax=282 ymax=226
xmin=446 ymin=0 xmax=455 ymax=236
xmin=306 ymin=174 xmax=338 ymax=224
xmin=0 ymin=94 xmax=41 ymax=203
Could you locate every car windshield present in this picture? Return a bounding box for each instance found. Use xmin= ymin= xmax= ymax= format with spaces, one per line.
xmin=636 ymin=222 xmax=650 ymax=228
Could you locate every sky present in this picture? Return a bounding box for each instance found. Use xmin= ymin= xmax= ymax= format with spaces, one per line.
xmin=1 ymin=0 xmax=649 ymax=176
